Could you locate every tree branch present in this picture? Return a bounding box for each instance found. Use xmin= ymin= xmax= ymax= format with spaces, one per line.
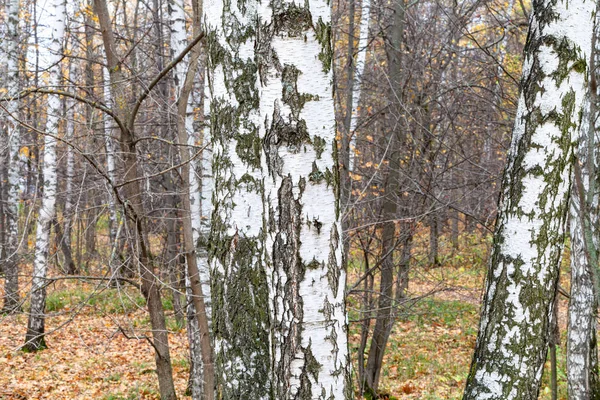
xmin=128 ymin=31 xmax=205 ymax=129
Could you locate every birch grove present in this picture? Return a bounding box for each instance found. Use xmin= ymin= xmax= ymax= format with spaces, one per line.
xmin=4 ymin=0 xmax=600 ymax=398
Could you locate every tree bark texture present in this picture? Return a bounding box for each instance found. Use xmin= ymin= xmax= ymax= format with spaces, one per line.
xmin=463 ymin=1 xmax=595 ymax=399
xmin=205 ymin=0 xmax=351 ymax=397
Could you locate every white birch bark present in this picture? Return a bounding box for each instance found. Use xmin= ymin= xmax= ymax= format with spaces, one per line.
xmin=168 ymin=1 xmax=208 ymax=397
xmin=102 ymin=66 xmax=120 ymax=277
xmin=348 ymin=0 xmax=370 ymax=173
xmin=259 ymin=2 xmax=351 ymax=396
xmin=24 ymin=0 xmax=67 ymax=351
xmin=205 ymin=0 xmax=350 ymax=397
xmin=567 ymin=8 xmax=600 ymax=397
xmin=1 ymin=0 xmax=22 ymax=313
xmin=463 ymin=1 xmax=595 ymax=398
xmin=205 ymin=0 xmax=269 ymax=395
xmin=568 ymin=161 xmax=600 ymax=398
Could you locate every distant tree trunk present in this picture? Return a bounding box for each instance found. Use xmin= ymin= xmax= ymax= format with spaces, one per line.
xmin=165 ymin=208 xmax=184 ymax=325
xmin=451 ymin=208 xmax=459 ymax=250
xmin=462 ymin=0 xmax=595 ymax=398
xmin=397 ymin=222 xmax=412 ymax=298
xmin=54 ymin=219 xmax=75 ymax=275
xmin=428 ymin=211 xmax=439 ymax=266
xmin=102 ymin=66 xmax=120 ymax=278
xmin=362 ymin=0 xmax=405 ymax=394
xmin=61 ymin=74 xmax=76 ymax=275
xmin=24 ymin=0 xmax=66 ymax=351
xmin=188 ymin=61 xmax=211 ymax=399
xmin=84 ymin=194 xmax=97 ymax=262
xmin=1 ymin=0 xmax=22 ymax=314
xmin=170 ymin=0 xmax=214 ymax=398
xmin=94 ymin=0 xmax=177 ymax=397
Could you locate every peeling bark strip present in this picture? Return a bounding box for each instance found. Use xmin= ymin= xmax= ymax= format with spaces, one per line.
xmin=205 ymin=0 xmax=350 ymax=397
xmin=463 ymin=1 xmax=595 ymax=399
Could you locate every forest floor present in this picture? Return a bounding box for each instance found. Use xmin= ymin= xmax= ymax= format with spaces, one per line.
xmin=355 ymin=233 xmax=572 ymax=400
xmin=0 ymin=233 xmax=572 ymax=399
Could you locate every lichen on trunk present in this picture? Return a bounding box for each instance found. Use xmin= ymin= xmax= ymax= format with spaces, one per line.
xmin=463 ymin=1 xmax=595 ymax=399
xmin=206 ymin=0 xmax=350 ymax=397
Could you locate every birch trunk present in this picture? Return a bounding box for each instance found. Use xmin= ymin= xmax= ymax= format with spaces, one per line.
xmin=260 ymin=1 xmax=351 ymax=390
xmin=102 ymin=66 xmax=120 ymax=279
xmin=169 ymin=0 xmax=214 ymax=397
xmin=567 ymin=8 xmax=600 ymax=397
xmin=24 ymin=0 xmax=66 ymax=351
xmin=61 ymin=62 xmax=76 ymax=275
xmin=569 ymin=169 xmax=600 ymax=399
xmin=463 ymin=1 xmax=595 ymax=398
xmin=1 ymin=0 xmax=22 ymax=314
xmin=204 ymin=0 xmax=270 ymax=395
xmin=205 ymin=0 xmax=350 ymax=397
xmin=345 ymin=0 xmax=371 ymax=176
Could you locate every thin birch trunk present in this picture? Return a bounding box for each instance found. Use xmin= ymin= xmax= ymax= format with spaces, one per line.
xmin=568 ymin=174 xmax=600 ymax=398
xmin=61 ymin=62 xmax=76 ymax=275
xmin=1 ymin=0 xmax=22 ymax=313
xmin=102 ymin=66 xmax=120 ymax=279
xmin=567 ymin=7 xmax=600 ymax=397
xmin=169 ymin=0 xmax=214 ymax=398
xmin=463 ymin=0 xmax=595 ymax=398
xmin=24 ymin=0 xmax=66 ymax=351
xmin=346 ymin=0 xmax=371 ymax=175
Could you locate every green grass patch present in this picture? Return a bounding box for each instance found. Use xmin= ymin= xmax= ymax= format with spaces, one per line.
xmin=43 ymin=285 xmax=145 ymax=314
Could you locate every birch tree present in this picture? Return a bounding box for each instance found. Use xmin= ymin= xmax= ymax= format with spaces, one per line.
xmin=568 ymin=102 xmax=600 ymax=398
xmin=567 ymin=7 xmax=600 ymax=397
xmin=24 ymin=0 xmax=67 ymax=351
xmin=1 ymin=0 xmax=22 ymax=314
xmin=463 ymin=0 xmax=595 ymax=398
xmin=205 ymin=0 xmax=351 ymax=396
xmin=169 ymin=0 xmax=214 ymax=397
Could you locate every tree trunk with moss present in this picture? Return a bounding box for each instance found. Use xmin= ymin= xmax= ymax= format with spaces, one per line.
xmin=205 ymin=0 xmax=350 ymax=397
xmin=462 ymin=1 xmax=595 ymax=399
xmin=204 ymin=0 xmax=270 ymax=395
